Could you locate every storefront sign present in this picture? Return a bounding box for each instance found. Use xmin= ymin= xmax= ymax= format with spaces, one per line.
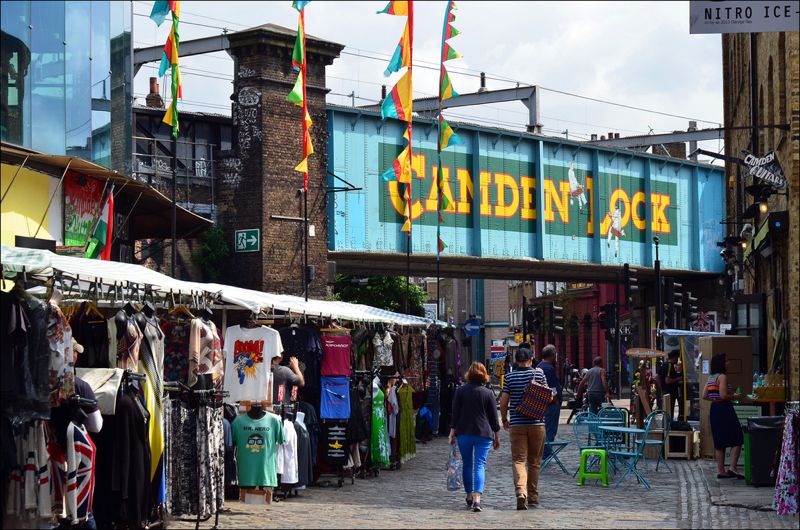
xmin=235 ymin=229 xmax=260 ymax=253
xmin=689 ymin=1 xmax=800 ymax=34
xmin=63 ymin=174 xmax=104 ymax=247
xmin=742 ymin=150 xmax=787 ymax=190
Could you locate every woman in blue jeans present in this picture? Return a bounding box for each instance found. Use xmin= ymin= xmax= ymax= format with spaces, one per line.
xmin=448 ymin=362 xmax=501 ymax=512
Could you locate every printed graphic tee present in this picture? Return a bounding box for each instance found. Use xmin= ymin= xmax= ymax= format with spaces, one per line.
xmin=320 ymin=334 xmax=352 ymax=376
xmin=231 ymin=412 xmax=285 ymax=487
xmin=223 ymin=326 xmax=283 ymax=403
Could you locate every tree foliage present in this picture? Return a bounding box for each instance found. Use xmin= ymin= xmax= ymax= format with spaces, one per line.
xmin=191 ymin=225 xmax=229 ymax=282
xmin=334 ymin=274 xmax=426 ymax=316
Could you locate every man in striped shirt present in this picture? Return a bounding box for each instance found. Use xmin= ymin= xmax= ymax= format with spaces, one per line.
xmin=499 ymin=347 xmax=550 ymax=510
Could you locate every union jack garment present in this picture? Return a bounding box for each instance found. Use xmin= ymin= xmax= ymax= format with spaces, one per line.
xmin=65 ymin=423 xmax=96 ymax=524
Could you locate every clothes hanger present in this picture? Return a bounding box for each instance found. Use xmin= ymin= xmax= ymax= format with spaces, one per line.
xmin=169 ymin=302 xmax=195 ymax=319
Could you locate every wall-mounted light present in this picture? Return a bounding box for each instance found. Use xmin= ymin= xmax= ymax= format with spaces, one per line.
xmin=759 ymin=202 xmax=769 ymax=214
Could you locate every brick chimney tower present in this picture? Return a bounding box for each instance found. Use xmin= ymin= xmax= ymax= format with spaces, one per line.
xmin=218 ymin=24 xmax=343 ymax=298
xmin=145 ymin=77 xmax=164 ymax=108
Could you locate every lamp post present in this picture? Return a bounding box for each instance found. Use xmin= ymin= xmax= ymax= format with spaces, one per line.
xmin=653 ymin=236 xmax=661 ymax=339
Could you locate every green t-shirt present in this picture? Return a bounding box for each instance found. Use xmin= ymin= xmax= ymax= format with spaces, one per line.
xmin=231 ymin=412 xmax=285 ymax=487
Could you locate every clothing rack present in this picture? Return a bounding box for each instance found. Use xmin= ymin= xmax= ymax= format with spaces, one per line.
xmin=163 ymin=384 xmax=228 ymax=530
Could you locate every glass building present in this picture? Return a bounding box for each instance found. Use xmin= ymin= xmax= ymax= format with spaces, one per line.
xmin=0 ymin=0 xmax=132 ymax=173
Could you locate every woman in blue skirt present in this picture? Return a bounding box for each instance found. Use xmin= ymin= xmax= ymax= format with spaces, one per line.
xmin=702 ymin=353 xmax=745 ymax=479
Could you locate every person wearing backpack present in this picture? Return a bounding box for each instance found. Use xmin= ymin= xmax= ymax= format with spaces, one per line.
xmin=499 ymin=348 xmax=550 ymax=510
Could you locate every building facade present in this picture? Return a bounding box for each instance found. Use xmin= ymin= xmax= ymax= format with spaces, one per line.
xmin=0 ymin=0 xmax=133 ymax=173
xmin=721 ymin=31 xmax=799 ymax=401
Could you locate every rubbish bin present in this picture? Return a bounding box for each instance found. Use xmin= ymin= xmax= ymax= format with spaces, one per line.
xmin=747 ymin=416 xmax=784 ymax=487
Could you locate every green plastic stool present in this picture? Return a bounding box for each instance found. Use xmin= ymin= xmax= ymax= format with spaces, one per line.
xmin=577 ymin=448 xmax=609 ymax=487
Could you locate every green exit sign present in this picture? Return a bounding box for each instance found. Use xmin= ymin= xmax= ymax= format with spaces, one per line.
xmin=235 ymin=229 xmax=260 ymax=253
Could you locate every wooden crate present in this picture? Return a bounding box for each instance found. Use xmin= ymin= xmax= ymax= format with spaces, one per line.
xmin=666 ymin=431 xmax=698 ymax=459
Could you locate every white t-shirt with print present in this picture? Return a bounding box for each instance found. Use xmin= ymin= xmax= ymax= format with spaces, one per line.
xmin=223 ymin=325 xmax=283 ymax=403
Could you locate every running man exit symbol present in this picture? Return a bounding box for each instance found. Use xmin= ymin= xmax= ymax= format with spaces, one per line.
xmin=235 ymin=229 xmax=260 ymax=253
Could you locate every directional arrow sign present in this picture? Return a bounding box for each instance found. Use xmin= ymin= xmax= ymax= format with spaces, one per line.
xmin=235 ymin=229 xmax=260 ymax=253
xmin=463 ymin=318 xmax=481 ymax=337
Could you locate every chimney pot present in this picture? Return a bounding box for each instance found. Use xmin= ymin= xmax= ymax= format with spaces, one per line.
xmin=591 ymin=134 xmax=598 ymax=141
xmin=615 ymin=133 xmax=621 ymax=139
xmin=478 ymin=72 xmax=487 ymax=93
xmin=608 ymin=132 xmax=614 ymax=140
xmin=149 ymin=77 xmax=159 ymax=95
xmin=145 ymin=77 xmax=165 ymax=109
xmin=601 ymin=135 xmax=606 ymax=140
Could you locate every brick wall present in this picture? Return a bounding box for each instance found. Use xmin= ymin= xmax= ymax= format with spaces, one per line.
xmin=722 ymin=32 xmax=799 ymax=400
xmin=219 ymin=25 xmax=343 ymax=299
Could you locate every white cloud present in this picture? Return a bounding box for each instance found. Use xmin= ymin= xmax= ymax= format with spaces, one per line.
xmin=133 ymin=0 xmax=722 ymax=151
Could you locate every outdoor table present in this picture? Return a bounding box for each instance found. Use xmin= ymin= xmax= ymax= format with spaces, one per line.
xmin=599 ymin=425 xmax=649 ymax=488
xmin=542 ymin=441 xmax=570 ymax=474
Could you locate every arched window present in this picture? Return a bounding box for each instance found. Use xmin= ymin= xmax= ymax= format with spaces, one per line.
xmin=778 ymin=34 xmax=786 ymax=125
xmin=570 ymin=316 xmax=580 ymax=368
xmin=768 ymin=56 xmax=774 ymax=148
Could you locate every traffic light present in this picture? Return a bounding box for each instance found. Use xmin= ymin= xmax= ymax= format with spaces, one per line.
xmin=598 ymin=302 xmax=616 ymax=330
xmin=683 ymin=291 xmax=698 ymax=326
xmin=663 ymin=278 xmax=683 ymax=328
xmin=527 ymin=304 xmax=543 ymax=334
xmin=622 ymin=263 xmax=639 ymax=310
xmin=548 ymin=302 xmax=564 ymax=334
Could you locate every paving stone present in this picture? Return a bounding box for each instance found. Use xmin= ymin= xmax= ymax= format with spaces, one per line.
xmin=167 ymin=410 xmax=799 ymax=529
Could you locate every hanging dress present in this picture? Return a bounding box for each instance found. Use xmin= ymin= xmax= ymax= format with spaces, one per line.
xmin=397 ymin=383 xmax=416 ymax=463
xmin=370 ymin=381 xmax=390 ymax=467
xmin=137 ymin=315 xmax=166 ymax=508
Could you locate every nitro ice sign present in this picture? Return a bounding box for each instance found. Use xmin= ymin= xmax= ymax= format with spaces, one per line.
xmin=742 ymin=150 xmax=787 ymax=190
xmin=690 ymin=1 xmax=799 ymax=34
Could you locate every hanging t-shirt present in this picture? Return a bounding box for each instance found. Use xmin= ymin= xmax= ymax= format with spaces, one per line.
xmin=189 ymin=318 xmax=224 ymax=389
xmin=231 ymin=412 xmax=284 ymax=488
xmin=278 ymin=327 xmax=323 ymax=393
xmin=160 ymin=313 xmax=192 ymax=384
xmin=372 ymin=331 xmax=394 ymax=368
xmin=65 ymin=422 xmax=97 ymax=525
xmin=386 ymin=386 xmax=399 ymax=439
xmin=320 ymin=419 xmax=349 ymax=467
xmin=276 ymin=418 xmax=298 ymax=485
xmin=223 ymin=326 xmax=282 ymax=403
xmin=320 ymin=377 xmax=350 ymax=420
xmin=320 ymin=333 xmax=352 ymax=376
xmin=47 ymin=302 xmax=75 ymax=407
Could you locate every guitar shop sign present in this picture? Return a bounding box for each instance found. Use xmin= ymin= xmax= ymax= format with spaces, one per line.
xmin=742 ymin=151 xmax=787 ymax=190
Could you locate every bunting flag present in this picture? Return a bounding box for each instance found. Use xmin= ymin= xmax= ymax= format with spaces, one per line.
xmin=291 ymin=15 xmax=305 ymax=70
xmin=380 ymin=69 xmax=413 ymax=121
xmin=384 ymin=20 xmax=411 ymax=77
xmin=149 ymin=0 xmax=177 ymax=26
xmin=439 ymin=116 xmax=463 ymax=151
xmin=377 ymin=0 xmax=409 ymax=15
xmin=436 ymin=0 xmax=462 ymax=257
xmin=380 ymin=0 xmax=413 ymax=237
xmin=287 ymin=4 xmax=311 ymax=191
xmin=154 ymin=2 xmax=182 ymax=138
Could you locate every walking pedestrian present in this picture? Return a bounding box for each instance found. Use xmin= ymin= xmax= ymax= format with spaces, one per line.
xmin=538 ymin=344 xmax=562 ymax=457
xmin=703 ymin=353 xmax=745 ymax=479
xmin=448 ymin=362 xmax=501 ymax=512
xmin=576 ymin=357 xmax=610 ymax=414
xmin=499 ymin=347 xmax=550 ymax=510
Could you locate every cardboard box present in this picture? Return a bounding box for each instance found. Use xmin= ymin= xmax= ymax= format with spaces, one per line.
xmin=698 ymin=336 xmax=753 ymax=458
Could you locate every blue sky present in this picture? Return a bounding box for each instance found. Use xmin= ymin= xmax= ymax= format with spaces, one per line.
xmin=133 ymin=1 xmax=724 ymax=159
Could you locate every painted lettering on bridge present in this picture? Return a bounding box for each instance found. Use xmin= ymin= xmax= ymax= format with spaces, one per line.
xmin=378 ymin=144 xmax=677 ymax=245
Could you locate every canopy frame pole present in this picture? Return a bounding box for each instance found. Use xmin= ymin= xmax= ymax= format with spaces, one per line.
xmin=34 ymin=159 xmax=72 ymax=238
xmin=0 ymin=155 xmax=30 ymax=204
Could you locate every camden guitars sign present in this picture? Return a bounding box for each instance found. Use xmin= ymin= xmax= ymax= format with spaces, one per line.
xmin=378 ymin=144 xmax=678 ymax=247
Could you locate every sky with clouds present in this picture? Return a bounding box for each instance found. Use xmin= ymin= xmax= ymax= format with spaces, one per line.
xmin=132 ymin=1 xmax=725 ymax=159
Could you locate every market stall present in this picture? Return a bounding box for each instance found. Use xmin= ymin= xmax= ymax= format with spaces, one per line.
xmin=1 ymin=244 xmax=442 ymax=529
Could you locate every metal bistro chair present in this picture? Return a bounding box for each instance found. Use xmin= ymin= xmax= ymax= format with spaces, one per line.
xmin=609 ymin=412 xmax=656 ymax=489
xmin=571 ymin=411 xmax=601 ymax=477
xmin=635 ymin=410 xmax=672 ymax=473
xmin=597 ymin=407 xmax=626 ymax=473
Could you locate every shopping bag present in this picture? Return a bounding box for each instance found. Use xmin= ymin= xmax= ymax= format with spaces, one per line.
xmin=445 ymin=444 xmax=463 ymax=491
xmin=515 ymin=378 xmax=553 ymax=420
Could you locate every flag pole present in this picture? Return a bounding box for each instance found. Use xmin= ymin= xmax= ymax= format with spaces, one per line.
xmin=405 ymin=0 xmax=414 ymax=315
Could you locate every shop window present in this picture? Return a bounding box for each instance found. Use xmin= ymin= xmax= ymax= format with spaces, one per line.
xmin=734 ymin=294 xmax=765 ymax=373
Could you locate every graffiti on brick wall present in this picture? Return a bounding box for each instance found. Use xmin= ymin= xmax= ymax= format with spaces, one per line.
xmin=239 ymin=66 xmax=256 ymax=79
xmin=219 ymin=157 xmax=243 ymax=187
xmin=234 ymin=87 xmax=262 ymax=154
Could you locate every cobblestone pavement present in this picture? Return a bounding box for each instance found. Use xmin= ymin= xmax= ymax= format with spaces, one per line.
xmin=169 ymin=410 xmax=799 ymax=529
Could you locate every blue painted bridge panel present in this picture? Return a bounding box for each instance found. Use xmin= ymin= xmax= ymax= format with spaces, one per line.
xmin=327 ymin=107 xmax=725 ymax=273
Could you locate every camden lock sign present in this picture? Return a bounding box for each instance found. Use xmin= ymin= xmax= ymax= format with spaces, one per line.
xmin=742 ymin=150 xmax=788 ymax=190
